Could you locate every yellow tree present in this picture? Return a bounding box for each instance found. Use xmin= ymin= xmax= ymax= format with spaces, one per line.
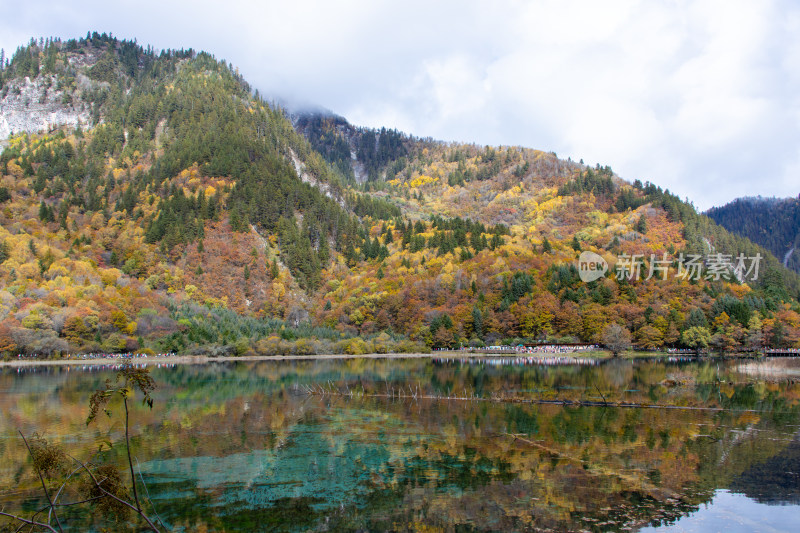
xmin=636 ymin=325 xmax=664 ymax=350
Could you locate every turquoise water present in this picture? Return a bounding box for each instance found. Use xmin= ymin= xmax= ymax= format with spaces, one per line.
xmin=1 ymin=357 xmax=799 ymax=531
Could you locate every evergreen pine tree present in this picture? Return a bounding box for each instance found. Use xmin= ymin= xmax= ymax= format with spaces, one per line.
xmin=636 ymin=215 xmax=647 ymax=234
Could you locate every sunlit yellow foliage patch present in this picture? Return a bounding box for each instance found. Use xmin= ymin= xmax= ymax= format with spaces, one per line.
xmin=408 ymin=174 xmax=438 ymax=188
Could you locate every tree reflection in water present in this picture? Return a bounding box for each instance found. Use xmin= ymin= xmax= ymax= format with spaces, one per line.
xmin=1 ymin=357 xmax=799 ymax=531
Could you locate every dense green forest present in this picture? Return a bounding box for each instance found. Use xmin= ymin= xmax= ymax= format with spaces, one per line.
xmin=293 ymin=112 xmax=411 ymax=183
xmin=707 ymin=197 xmax=800 ymax=273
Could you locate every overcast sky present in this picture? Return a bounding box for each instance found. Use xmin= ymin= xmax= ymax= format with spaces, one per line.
xmin=2 ymin=0 xmax=798 ymax=210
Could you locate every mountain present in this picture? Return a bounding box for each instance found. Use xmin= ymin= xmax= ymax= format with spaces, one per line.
xmin=291 ymin=110 xmax=414 ymax=184
xmin=0 ymin=33 xmax=799 ymax=357
xmin=706 ymin=196 xmax=800 ymax=273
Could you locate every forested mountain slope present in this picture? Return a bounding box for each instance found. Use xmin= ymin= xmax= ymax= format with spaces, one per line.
xmin=0 ymin=33 xmax=799 ymax=357
xmin=706 ymin=196 xmax=800 ymax=273
xmin=292 ymin=110 xmax=418 ymax=184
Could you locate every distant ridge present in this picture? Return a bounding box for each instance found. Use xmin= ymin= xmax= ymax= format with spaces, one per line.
xmin=706 ymin=196 xmax=800 ymax=273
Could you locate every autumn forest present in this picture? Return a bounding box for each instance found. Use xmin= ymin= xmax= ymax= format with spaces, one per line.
xmin=1 ymin=33 xmax=799 ymax=359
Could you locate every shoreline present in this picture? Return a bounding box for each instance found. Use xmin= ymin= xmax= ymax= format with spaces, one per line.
xmin=1 ymin=350 xmax=609 ymax=368
xmin=0 ymin=352 xmax=501 ymax=368
xmin=1 ymin=351 xmax=796 ymax=369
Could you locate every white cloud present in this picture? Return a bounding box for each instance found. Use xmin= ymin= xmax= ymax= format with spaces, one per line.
xmin=1 ymin=0 xmax=797 ymax=209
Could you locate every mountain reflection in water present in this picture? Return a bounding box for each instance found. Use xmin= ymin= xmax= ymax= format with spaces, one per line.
xmin=1 ymin=357 xmax=799 ymax=532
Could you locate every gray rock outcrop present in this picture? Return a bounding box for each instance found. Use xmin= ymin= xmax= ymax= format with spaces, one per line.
xmin=0 ymin=75 xmax=91 ymax=140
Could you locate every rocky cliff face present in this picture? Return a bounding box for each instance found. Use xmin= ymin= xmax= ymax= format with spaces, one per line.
xmin=0 ymin=75 xmax=91 ymax=140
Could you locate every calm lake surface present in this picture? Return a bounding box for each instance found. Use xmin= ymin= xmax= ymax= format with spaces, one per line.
xmin=1 ymin=356 xmax=799 ymax=532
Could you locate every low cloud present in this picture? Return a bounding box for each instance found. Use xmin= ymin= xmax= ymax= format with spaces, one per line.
xmin=1 ymin=0 xmax=797 ymax=209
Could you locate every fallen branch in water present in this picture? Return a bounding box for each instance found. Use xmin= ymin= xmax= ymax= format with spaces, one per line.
xmin=501 ymin=432 xmax=677 ymax=500
xmin=300 ymin=385 xmax=768 ymax=413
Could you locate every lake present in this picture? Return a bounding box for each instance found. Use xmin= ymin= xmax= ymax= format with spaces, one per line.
xmin=1 ymin=356 xmax=799 ymax=531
